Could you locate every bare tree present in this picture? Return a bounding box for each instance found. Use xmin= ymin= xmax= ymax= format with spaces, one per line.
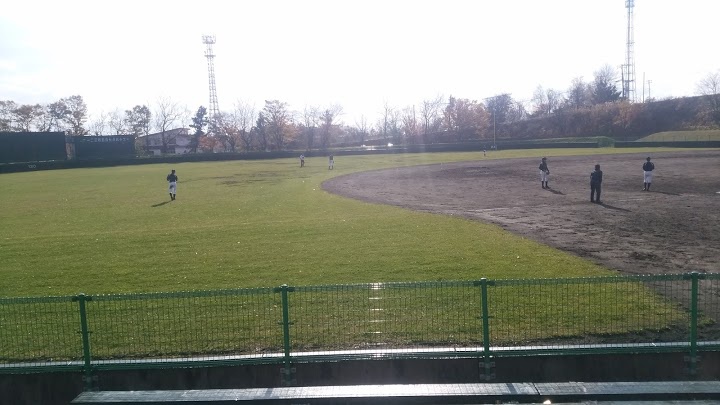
xmin=36 ymin=100 xmax=69 ymax=132
xmin=507 ymin=101 xmax=529 ymax=123
xmin=401 ymin=105 xmax=419 ymax=143
xmin=319 ymin=104 xmax=343 ymax=150
xmin=697 ymin=70 xmax=720 ymax=96
xmin=376 ymin=102 xmax=396 ymax=143
xmin=696 ymin=70 xmax=720 ymax=125
xmin=532 ymin=86 xmax=562 ymax=116
xmin=87 ymin=112 xmax=108 ymax=135
xmin=421 ymin=96 xmax=444 ymax=142
xmin=531 ymin=86 xmax=547 ymax=116
xmin=12 ymin=104 xmax=44 ymax=131
xmin=353 ymin=115 xmax=369 ymax=145
xmin=388 ymin=108 xmax=402 ymax=144
xmin=0 ymin=100 xmax=17 ymax=131
xmin=300 ymin=105 xmax=319 ymax=151
xmin=107 ymin=109 xmax=128 ymax=135
xmin=233 ymin=101 xmax=257 ymax=152
xmin=263 ymin=100 xmax=293 ymax=150
xmin=546 ymin=90 xmax=562 ymax=115
xmin=566 ymin=77 xmax=591 ymax=110
xmin=153 ymin=98 xmax=185 ymax=153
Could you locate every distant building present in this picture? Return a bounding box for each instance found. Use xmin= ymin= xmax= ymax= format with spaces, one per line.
xmin=140 ymin=128 xmax=193 ymax=155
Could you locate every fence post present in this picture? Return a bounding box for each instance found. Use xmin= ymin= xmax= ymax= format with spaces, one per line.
xmin=479 ymin=278 xmax=494 ymax=381
xmin=276 ymin=284 xmax=295 ymax=386
xmin=687 ymin=272 xmax=704 ymax=377
xmin=72 ymin=293 xmax=95 ymax=391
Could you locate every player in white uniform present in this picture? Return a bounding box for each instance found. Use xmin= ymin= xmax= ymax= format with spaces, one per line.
xmin=539 ymin=157 xmax=550 ymax=189
xmin=166 ymin=169 xmax=178 ymax=201
xmin=328 ymin=155 xmax=334 ymax=170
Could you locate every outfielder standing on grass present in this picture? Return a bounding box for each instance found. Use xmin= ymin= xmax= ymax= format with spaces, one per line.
xmin=643 ymin=156 xmax=655 ymax=191
xmin=539 ymin=157 xmax=550 ymax=189
xmin=166 ymin=169 xmax=178 ymax=201
xmin=328 ymin=154 xmax=334 ymax=170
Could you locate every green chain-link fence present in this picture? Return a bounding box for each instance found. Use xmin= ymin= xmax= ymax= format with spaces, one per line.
xmin=1 ymin=273 xmax=718 ymax=381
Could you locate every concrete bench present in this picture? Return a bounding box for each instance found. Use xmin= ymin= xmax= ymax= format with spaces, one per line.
xmin=72 ymin=381 xmax=720 ymax=404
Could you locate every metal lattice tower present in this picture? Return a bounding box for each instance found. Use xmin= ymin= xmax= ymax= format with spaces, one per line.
xmin=622 ymin=0 xmax=637 ymax=102
xmin=202 ymin=35 xmax=220 ymax=126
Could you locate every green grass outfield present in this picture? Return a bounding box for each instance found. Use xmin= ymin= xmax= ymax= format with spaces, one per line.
xmin=0 ymin=148 xmax=697 ymax=360
xmin=0 ymin=147 xmax=694 ymax=297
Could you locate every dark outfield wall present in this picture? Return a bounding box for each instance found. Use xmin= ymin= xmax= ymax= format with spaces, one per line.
xmin=0 ymin=132 xmax=66 ymax=164
xmin=2 ymin=352 xmax=719 ymax=405
xmin=0 ymin=143 xmax=597 ymax=174
xmin=71 ymin=135 xmax=135 ymax=159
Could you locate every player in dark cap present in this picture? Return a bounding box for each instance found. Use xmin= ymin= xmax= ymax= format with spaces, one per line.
xmin=642 ymin=157 xmax=655 ymax=191
xmin=539 ymin=157 xmax=550 ymax=189
xmin=166 ymin=169 xmax=178 ymax=201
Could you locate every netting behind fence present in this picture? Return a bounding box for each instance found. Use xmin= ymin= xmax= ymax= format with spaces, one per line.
xmin=0 ymin=296 xmax=81 ymax=367
xmin=88 ymin=288 xmax=281 ymax=366
xmin=289 ymin=282 xmax=484 ymax=354
xmin=1 ymin=273 xmax=718 ymax=373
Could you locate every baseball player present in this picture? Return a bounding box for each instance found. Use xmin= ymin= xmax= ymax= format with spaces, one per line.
xmin=300 ymin=154 xmax=305 ymax=168
xmin=539 ymin=157 xmax=550 ymax=189
xmin=328 ymin=154 xmax=334 ymax=170
xmin=590 ymin=164 xmax=603 ymax=203
xmin=642 ymin=157 xmax=655 ymax=191
xmin=166 ymin=169 xmax=178 ymax=201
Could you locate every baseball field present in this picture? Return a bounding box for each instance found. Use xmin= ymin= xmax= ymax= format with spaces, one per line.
xmin=0 ymin=148 xmax=718 ymax=298
xmin=0 ymin=147 xmax=718 ymax=359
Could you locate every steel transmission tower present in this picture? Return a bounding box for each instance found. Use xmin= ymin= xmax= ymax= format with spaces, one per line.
xmin=622 ymin=0 xmax=637 ymax=102
xmin=202 ymin=35 xmax=220 ymax=127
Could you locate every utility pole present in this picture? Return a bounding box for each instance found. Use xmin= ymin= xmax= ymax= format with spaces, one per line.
xmin=492 ymin=107 xmax=496 ymax=149
xmin=484 ymin=95 xmax=508 ymax=150
xmin=202 ymin=35 xmax=220 ymax=133
xmin=642 ymin=72 xmax=646 ymax=102
xmin=622 ymin=0 xmax=637 ymax=102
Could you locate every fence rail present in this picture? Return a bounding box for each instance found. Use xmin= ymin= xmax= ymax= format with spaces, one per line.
xmin=1 ymin=273 xmax=718 ymax=386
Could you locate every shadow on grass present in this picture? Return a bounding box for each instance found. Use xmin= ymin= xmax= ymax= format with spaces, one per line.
xmin=151 ymin=201 xmax=171 ymax=208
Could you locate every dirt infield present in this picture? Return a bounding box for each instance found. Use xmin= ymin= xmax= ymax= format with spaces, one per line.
xmin=324 ymin=150 xmax=720 ymax=321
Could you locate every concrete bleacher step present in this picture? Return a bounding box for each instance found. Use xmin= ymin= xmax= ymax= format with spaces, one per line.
xmin=71 ymin=381 xmax=720 ymax=404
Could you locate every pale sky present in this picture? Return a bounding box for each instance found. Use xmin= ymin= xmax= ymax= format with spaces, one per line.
xmin=1 ymin=0 xmax=719 ymax=127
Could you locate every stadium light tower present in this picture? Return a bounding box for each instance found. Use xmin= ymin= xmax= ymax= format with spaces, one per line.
xmin=622 ymin=0 xmax=637 ymax=102
xmin=202 ymin=35 xmax=220 ymax=129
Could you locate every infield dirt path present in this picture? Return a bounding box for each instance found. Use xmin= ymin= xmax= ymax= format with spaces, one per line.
xmin=324 ymin=150 xmax=720 ymax=320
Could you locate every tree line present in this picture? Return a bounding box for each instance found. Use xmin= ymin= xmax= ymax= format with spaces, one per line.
xmin=2 ymin=66 xmax=718 ymax=153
